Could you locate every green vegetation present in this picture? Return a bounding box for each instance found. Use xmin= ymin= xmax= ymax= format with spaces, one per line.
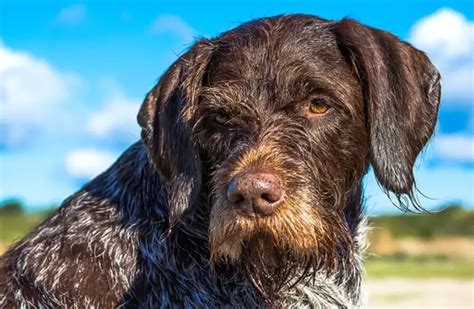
xmin=0 ymin=201 xmax=473 ymax=280
xmin=0 ymin=200 xmax=53 ymax=251
xmin=370 ymin=204 xmax=474 ymax=239
xmin=366 ymin=204 xmax=474 ymax=279
xmin=365 ymin=256 xmax=474 ymax=279
xmin=0 ymin=213 xmax=45 ymax=245
xmin=0 ymin=199 xmax=24 ymax=215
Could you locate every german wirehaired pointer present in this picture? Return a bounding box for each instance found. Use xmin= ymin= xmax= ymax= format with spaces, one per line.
xmin=0 ymin=15 xmax=440 ymax=308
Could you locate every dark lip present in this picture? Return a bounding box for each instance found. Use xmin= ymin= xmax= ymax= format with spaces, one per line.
xmin=234 ymin=209 xmax=274 ymax=218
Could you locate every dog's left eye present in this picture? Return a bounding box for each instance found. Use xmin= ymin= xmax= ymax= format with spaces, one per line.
xmin=309 ymin=98 xmax=330 ymax=115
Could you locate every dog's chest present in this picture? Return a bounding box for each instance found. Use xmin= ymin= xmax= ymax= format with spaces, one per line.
xmin=125 ymin=247 xmax=358 ymax=308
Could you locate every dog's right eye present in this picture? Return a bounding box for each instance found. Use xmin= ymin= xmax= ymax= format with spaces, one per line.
xmin=215 ymin=110 xmax=230 ymax=125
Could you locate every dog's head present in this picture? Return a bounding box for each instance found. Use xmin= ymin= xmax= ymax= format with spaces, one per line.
xmin=138 ymin=14 xmax=440 ymax=285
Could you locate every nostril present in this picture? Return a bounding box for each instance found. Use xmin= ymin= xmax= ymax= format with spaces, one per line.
xmin=260 ymin=192 xmax=279 ymax=203
xmin=260 ymin=193 xmax=270 ymax=202
xmin=229 ymin=192 xmax=245 ymax=204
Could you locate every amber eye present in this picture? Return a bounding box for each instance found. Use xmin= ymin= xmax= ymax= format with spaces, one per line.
xmin=309 ymin=98 xmax=329 ymax=114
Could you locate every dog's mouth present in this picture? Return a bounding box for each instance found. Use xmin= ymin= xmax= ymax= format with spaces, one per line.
xmin=208 ymin=189 xmax=322 ymax=263
xmin=208 ymin=182 xmax=353 ymax=271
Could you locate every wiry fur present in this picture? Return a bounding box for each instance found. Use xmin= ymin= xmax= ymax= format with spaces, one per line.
xmin=0 ymin=14 xmax=440 ymax=308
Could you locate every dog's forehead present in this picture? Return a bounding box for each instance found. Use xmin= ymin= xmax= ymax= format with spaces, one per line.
xmin=205 ymin=15 xmax=359 ymax=105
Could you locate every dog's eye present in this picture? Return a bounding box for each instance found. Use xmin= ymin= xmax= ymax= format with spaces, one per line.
xmin=309 ymin=98 xmax=329 ymax=115
xmin=215 ymin=110 xmax=230 ymax=125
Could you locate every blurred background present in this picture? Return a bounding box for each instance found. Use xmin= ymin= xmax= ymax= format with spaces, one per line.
xmin=0 ymin=0 xmax=473 ymax=307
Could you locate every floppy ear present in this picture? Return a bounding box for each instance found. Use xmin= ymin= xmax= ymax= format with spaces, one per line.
xmin=333 ymin=19 xmax=441 ymax=207
xmin=137 ymin=40 xmax=214 ymax=225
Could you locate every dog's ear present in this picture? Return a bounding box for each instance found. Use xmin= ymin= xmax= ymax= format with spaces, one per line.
xmin=137 ymin=40 xmax=214 ymax=225
xmin=332 ymin=19 xmax=441 ymax=207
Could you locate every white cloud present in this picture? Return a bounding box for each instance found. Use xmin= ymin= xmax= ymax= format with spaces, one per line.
xmin=0 ymin=43 xmax=80 ymax=146
xmin=149 ymin=14 xmax=196 ymax=43
xmin=87 ymin=80 xmax=141 ymax=143
xmin=410 ymin=8 xmax=474 ymax=103
xmin=410 ymin=8 xmax=473 ymax=58
xmin=56 ymin=4 xmax=86 ymax=25
xmin=434 ymin=134 xmax=474 ymax=162
xmin=65 ymin=148 xmax=116 ymax=179
xmin=88 ymin=96 xmax=139 ymax=138
xmin=0 ymin=42 xmax=140 ymax=152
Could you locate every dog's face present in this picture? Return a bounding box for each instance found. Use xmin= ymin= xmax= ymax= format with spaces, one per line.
xmin=193 ymin=21 xmax=369 ymax=267
xmin=138 ymin=14 xmax=440 ymax=283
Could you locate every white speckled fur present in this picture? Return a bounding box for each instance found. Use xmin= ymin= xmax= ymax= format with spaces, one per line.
xmin=0 ymin=143 xmax=366 ymax=308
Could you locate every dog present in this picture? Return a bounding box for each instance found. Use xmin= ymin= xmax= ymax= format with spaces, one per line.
xmin=0 ymin=14 xmax=440 ymax=308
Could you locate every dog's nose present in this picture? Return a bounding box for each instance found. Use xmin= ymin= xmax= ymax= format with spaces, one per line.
xmin=227 ymin=171 xmax=285 ymax=216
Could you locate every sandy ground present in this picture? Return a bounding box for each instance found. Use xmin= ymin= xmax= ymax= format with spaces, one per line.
xmin=367 ymin=278 xmax=474 ymax=308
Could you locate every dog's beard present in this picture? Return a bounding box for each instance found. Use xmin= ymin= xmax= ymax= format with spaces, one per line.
xmin=209 ymin=211 xmax=330 ymax=300
xmin=209 ymin=195 xmax=353 ymax=299
xmin=239 ymin=233 xmax=317 ymax=300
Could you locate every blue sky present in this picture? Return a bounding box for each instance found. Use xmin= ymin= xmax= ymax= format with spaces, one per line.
xmin=0 ymin=0 xmax=473 ymax=214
